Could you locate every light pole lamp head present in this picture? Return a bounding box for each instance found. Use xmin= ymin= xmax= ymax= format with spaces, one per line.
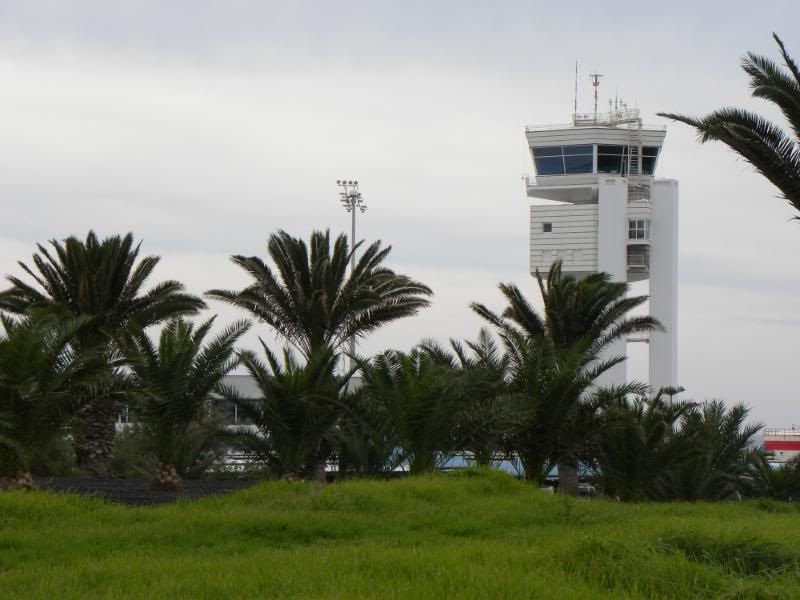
xmin=337 ymin=179 xmax=366 ymax=213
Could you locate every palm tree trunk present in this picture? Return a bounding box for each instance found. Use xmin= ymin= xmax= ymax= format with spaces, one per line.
xmin=310 ymin=460 xmax=327 ymax=482
xmin=74 ymin=400 xmax=117 ymax=478
xmin=409 ymin=451 xmax=436 ymax=475
xmin=150 ymin=462 xmax=183 ymax=492
xmin=473 ymin=447 xmax=494 ymax=467
xmin=519 ymin=451 xmax=548 ymax=484
xmin=0 ymin=471 xmax=35 ymax=491
xmin=558 ymin=460 xmax=580 ymax=496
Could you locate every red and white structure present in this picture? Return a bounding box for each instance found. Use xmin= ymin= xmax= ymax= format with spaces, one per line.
xmin=763 ymin=428 xmax=800 ymax=463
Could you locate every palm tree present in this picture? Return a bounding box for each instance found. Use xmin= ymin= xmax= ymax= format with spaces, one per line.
xmin=472 ymin=261 xmax=661 ymax=489
xmin=333 ymin=387 xmax=404 ymax=477
xmin=360 ymin=348 xmax=465 ymax=474
xmin=475 ymin=262 xmax=660 ymax=352
xmin=127 ymin=317 xmax=250 ymax=490
xmin=752 ymin=454 xmax=800 ymax=501
xmin=229 ymin=344 xmax=350 ymax=481
xmin=0 ymin=315 xmax=111 ymax=490
xmin=592 ymin=390 xmax=698 ymax=501
xmin=659 ymin=34 xmax=800 ymax=217
xmin=0 ymin=231 xmax=206 ymax=476
xmin=421 ymin=329 xmax=513 ymax=466
xmin=207 ymin=229 xmax=432 ymax=359
xmin=664 ymin=400 xmax=763 ymax=501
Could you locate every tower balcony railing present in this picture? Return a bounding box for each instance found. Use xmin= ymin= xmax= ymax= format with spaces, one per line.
xmin=763 ymin=428 xmax=800 ymax=439
xmin=627 ymin=255 xmax=649 ymax=269
xmin=626 ymin=330 xmax=650 ymax=344
xmin=573 ymin=109 xmax=641 ymax=126
xmin=628 ymin=182 xmax=651 ymax=202
xmin=525 ymin=119 xmax=666 ymax=132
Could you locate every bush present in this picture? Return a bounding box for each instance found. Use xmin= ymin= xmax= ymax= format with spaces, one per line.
xmin=111 ymin=426 xmax=157 ymax=478
xmin=27 ymin=436 xmax=78 ymax=477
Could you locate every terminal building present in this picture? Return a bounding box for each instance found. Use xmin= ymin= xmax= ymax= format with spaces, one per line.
xmin=524 ymin=107 xmax=678 ymax=392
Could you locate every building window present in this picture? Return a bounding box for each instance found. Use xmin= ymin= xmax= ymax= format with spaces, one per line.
xmin=534 ymin=145 xmax=660 ymax=176
xmin=627 ymin=245 xmax=650 ymax=269
xmin=642 ymin=146 xmax=659 ymax=175
xmin=542 ymin=222 xmax=553 ymax=233
xmin=597 ymin=145 xmax=660 ymax=175
xmin=628 ymin=219 xmax=650 ymax=240
xmin=532 ymin=145 xmax=593 ymax=176
xmin=597 ymin=145 xmax=625 ymax=174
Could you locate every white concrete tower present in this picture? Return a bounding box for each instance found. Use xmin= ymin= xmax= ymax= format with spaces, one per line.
xmin=524 ymin=108 xmax=678 ymax=392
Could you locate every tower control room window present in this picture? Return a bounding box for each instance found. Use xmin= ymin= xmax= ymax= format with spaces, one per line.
xmin=598 ymin=145 xmax=627 ymax=174
xmin=597 ymin=145 xmax=660 ymax=175
xmin=641 ymin=147 xmax=659 ymax=175
xmin=628 ymin=219 xmax=650 ymax=240
xmin=532 ymin=145 xmax=593 ymax=176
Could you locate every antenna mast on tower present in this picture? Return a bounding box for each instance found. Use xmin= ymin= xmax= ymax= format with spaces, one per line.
xmin=573 ymin=61 xmax=578 ymax=117
xmin=590 ymin=71 xmax=603 ymax=122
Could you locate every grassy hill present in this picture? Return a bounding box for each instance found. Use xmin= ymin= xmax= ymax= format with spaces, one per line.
xmin=1 ymin=469 xmax=800 ymax=598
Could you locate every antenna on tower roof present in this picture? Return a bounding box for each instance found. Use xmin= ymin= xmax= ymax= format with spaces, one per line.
xmin=590 ymin=71 xmax=603 ymax=122
xmin=573 ymin=61 xmax=578 ymax=118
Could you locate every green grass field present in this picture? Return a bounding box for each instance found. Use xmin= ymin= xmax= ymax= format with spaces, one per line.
xmin=2 ymin=469 xmax=800 ymax=599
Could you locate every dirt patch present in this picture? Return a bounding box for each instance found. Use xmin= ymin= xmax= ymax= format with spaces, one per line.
xmin=35 ymin=477 xmax=259 ymax=506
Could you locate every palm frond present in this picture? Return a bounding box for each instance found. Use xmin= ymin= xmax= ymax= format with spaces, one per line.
xmin=659 ymin=34 xmax=800 ymax=216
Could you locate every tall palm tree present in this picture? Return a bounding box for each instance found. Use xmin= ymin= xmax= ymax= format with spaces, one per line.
xmin=0 ymin=315 xmax=111 ymax=490
xmin=128 ymin=317 xmax=250 ymax=490
xmin=207 ymin=229 xmax=432 ymax=359
xmin=0 ymin=231 xmax=206 ymax=476
xmin=229 ymin=344 xmax=350 ymax=481
xmin=475 ymin=262 xmax=660 ymax=352
xmin=659 ymin=34 xmax=800 ymax=217
xmin=472 ymin=261 xmax=660 ymax=488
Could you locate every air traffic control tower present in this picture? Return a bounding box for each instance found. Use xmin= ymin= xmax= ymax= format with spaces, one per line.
xmin=524 ymin=107 xmax=678 ymax=391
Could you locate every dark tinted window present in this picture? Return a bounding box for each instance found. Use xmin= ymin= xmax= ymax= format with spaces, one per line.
xmin=642 ymin=146 xmax=660 ymax=157
xmin=564 ymin=155 xmax=593 ymax=174
xmin=535 ymin=157 xmax=564 ymax=175
xmin=642 ymin=156 xmax=657 ymax=175
xmin=598 ymin=145 xmax=625 ymax=155
xmin=597 ymin=154 xmax=623 ymax=173
xmin=563 ymin=145 xmax=593 ymax=155
xmin=532 ymin=146 xmax=562 ymax=157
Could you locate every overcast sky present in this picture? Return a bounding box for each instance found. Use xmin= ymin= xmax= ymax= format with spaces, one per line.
xmin=1 ymin=1 xmax=798 ymax=426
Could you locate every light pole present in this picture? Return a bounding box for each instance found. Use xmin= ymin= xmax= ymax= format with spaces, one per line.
xmin=336 ymin=179 xmax=367 ymax=367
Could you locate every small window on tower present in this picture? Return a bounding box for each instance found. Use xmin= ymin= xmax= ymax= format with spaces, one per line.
xmin=543 ymin=223 xmax=553 ymax=233
xmin=628 ymin=219 xmax=650 ymax=240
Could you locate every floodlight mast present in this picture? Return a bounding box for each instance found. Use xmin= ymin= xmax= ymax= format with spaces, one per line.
xmin=336 ymin=179 xmax=367 ymax=366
